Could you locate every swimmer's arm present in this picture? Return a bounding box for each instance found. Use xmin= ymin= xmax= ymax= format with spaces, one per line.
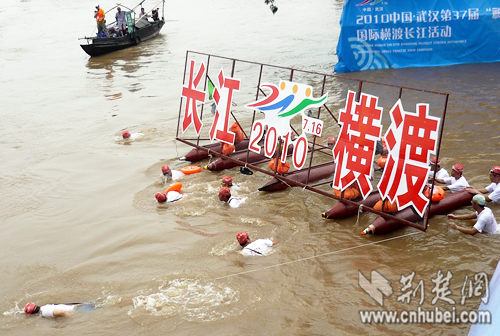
xmin=467 ymin=187 xmax=488 ymax=195
xmin=272 ymin=240 xmax=278 ymax=245
xmin=448 ymin=222 xmax=478 ymax=235
xmin=52 ymin=309 xmax=72 ymax=317
xmin=447 ymin=212 xmax=477 ymax=220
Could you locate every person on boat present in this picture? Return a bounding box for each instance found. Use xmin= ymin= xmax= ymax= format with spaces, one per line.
xmin=219 ymin=186 xmax=247 ymax=208
xmin=24 ymin=302 xmax=95 ymax=318
xmin=151 ymin=8 xmax=159 ymax=21
xmin=139 ymin=8 xmax=150 ymax=20
xmin=236 ymin=231 xmax=278 ymax=256
xmin=431 ymin=163 xmax=469 ymax=193
xmin=94 ymin=5 xmax=109 ymax=38
xmin=467 ymin=166 xmax=500 ymax=204
xmin=161 ymin=165 xmax=185 ymax=181
xmin=428 ymin=156 xmax=450 ymax=180
xmin=115 ymin=7 xmax=127 ymax=36
xmin=447 ymin=195 xmax=499 ymax=235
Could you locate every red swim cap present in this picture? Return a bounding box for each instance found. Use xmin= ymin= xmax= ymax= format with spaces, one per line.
xmin=429 ymin=156 xmax=440 ymax=165
xmin=161 ymin=165 xmax=170 ymax=175
xmin=327 ymin=137 xmax=335 ymax=144
xmin=219 ymin=186 xmax=231 ymax=197
xmin=491 ymin=166 xmax=500 ymax=175
xmin=236 ymin=231 xmax=249 ymax=244
xmin=221 ymin=176 xmax=232 ymax=186
xmin=122 ymin=130 xmax=131 ymax=139
xmin=452 ymin=163 xmax=464 ymax=174
xmin=155 ymin=192 xmax=167 ymax=203
xmin=24 ymin=303 xmax=39 ymax=314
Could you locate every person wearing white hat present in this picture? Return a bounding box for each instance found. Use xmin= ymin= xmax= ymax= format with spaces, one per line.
xmin=447 ymin=194 xmax=499 ymax=234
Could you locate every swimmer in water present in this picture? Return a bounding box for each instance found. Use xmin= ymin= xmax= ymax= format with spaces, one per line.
xmin=219 ymin=186 xmax=246 ymax=208
xmin=161 ymin=165 xmax=185 ymax=181
xmin=24 ymin=302 xmax=95 ymax=318
xmin=236 ymin=231 xmax=278 ymax=256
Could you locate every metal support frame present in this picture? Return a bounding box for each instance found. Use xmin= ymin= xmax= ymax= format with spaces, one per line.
xmin=177 ymin=51 xmax=449 ymax=232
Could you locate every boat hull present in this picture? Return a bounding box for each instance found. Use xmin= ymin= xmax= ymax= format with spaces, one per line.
xmin=80 ymin=20 xmax=165 ymax=57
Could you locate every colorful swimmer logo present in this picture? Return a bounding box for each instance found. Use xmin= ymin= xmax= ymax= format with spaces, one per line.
xmin=246 ymin=81 xmax=327 ymax=136
xmin=357 ymin=0 xmax=383 ymax=6
xmin=247 ymin=81 xmax=327 ymax=117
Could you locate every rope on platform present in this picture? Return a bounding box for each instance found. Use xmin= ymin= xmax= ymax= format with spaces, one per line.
xmin=355 ymin=204 xmax=364 ymax=225
xmin=207 ymin=149 xmax=213 ymax=165
xmin=212 ymin=231 xmax=421 ymax=281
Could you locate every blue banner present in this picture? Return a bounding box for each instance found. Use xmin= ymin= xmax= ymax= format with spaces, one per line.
xmin=335 ymin=0 xmax=500 ymax=73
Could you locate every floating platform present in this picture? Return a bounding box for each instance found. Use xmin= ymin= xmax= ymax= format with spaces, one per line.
xmin=183 ymin=140 xmax=250 ymax=162
xmin=322 ymin=191 xmax=380 ymax=219
xmin=361 ymin=189 xmax=473 ymax=235
xmin=259 ymin=162 xmax=336 ymax=192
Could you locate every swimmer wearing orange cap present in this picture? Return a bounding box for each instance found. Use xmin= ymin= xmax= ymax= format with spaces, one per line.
xmin=161 ymin=164 xmax=185 ymax=181
xmin=467 ymin=166 xmax=500 ymax=204
xmin=221 ymin=176 xmax=232 ymax=187
xmin=327 ymin=137 xmax=336 ymax=149
xmin=236 ymin=231 xmax=278 ymax=256
xmin=431 ymin=163 xmax=470 ymax=193
xmin=155 ymin=190 xmax=183 ymax=203
xmin=219 ymin=187 xmax=247 ymax=208
xmin=121 ymin=130 xmax=144 ymax=140
xmin=428 ymin=156 xmax=450 ymax=180
xmin=24 ymin=302 xmax=94 ymax=318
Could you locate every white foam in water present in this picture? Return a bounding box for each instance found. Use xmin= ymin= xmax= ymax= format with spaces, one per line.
xmin=130 ymin=278 xmax=243 ymax=321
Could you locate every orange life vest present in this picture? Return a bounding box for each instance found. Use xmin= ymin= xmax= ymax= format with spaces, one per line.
xmin=95 ymin=8 xmax=105 ymax=23
xmin=268 ymin=158 xmax=290 ymax=174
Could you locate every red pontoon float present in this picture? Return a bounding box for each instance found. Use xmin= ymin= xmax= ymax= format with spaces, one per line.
xmin=322 ymin=191 xmax=380 ymax=219
xmin=361 ymin=189 xmax=473 ymax=235
xmin=182 ymin=140 xmax=250 ymax=162
xmin=259 ymin=162 xmax=336 ymax=192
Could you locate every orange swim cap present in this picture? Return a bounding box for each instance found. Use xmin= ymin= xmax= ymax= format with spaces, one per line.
xmin=222 ymin=176 xmax=233 ymax=186
xmin=161 ymin=165 xmax=170 ymax=175
xmin=155 ymin=192 xmax=167 ymax=203
xmin=219 ymin=186 xmax=231 ymax=197
xmin=452 ymin=163 xmax=464 ymax=174
xmin=24 ymin=303 xmax=39 ymax=314
xmin=236 ymin=231 xmax=248 ymax=244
